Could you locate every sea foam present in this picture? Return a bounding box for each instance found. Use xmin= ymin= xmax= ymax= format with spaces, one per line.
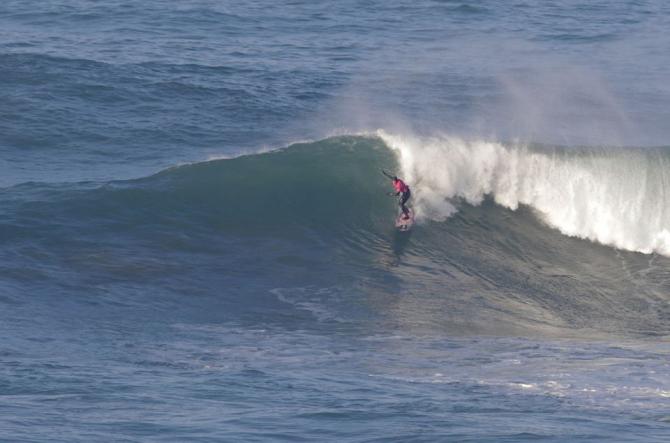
xmin=380 ymin=130 xmax=670 ymax=256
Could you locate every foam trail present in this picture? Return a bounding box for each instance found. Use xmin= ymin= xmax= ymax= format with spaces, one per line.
xmin=379 ymin=130 xmax=670 ymax=256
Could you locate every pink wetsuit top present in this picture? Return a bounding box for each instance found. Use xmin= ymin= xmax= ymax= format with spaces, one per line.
xmin=393 ymin=179 xmax=409 ymax=193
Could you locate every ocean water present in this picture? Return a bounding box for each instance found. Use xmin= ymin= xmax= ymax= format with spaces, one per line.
xmin=1 ymin=1 xmax=670 ymax=441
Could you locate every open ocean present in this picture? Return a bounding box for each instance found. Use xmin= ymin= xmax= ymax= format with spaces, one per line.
xmin=2 ymin=1 xmax=670 ymax=441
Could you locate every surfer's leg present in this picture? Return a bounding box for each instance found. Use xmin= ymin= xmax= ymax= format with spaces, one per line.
xmin=400 ymin=191 xmax=410 ymax=217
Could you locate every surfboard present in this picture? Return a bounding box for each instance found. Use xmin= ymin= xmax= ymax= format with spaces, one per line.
xmin=395 ymin=208 xmax=414 ymax=231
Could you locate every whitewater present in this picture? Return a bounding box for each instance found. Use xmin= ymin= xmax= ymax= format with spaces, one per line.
xmin=381 ymin=131 xmax=670 ymax=255
xmin=1 ymin=1 xmax=670 ymax=442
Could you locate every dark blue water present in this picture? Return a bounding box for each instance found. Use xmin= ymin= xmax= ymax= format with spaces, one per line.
xmin=2 ymin=1 xmax=670 ymax=441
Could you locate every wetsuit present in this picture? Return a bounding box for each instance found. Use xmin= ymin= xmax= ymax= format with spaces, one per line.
xmin=393 ymin=178 xmax=411 ymax=217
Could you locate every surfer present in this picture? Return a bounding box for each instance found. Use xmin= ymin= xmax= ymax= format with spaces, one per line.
xmin=382 ymin=170 xmax=411 ymax=219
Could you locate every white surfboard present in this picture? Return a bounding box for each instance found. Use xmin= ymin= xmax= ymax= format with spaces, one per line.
xmin=395 ymin=208 xmax=414 ymax=231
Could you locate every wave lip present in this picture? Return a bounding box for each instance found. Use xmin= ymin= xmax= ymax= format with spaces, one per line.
xmin=380 ymin=130 xmax=670 ymax=256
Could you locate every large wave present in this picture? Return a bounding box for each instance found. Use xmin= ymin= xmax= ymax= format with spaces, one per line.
xmin=4 ymin=134 xmax=670 ymax=337
xmin=380 ymin=131 xmax=670 ymax=256
xmin=13 ymin=133 xmax=670 ymax=257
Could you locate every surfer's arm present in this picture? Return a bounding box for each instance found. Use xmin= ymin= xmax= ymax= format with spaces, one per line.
xmin=381 ymin=170 xmax=394 ymax=180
